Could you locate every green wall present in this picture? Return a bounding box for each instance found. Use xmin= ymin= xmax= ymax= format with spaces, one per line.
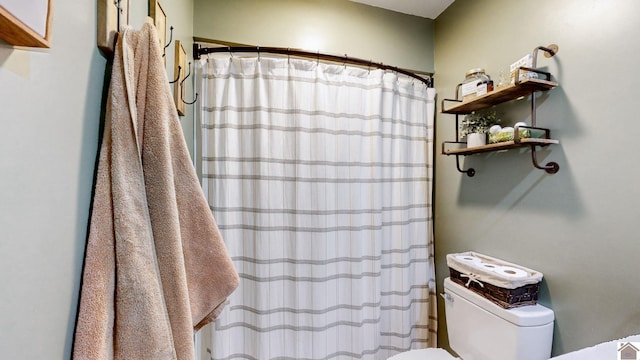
xmin=193 ymin=0 xmax=435 ymax=74
xmin=0 ymin=0 xmax=194 ymax=358
xmin=434 ymin=0 xmax=640 ymax=356
xmin=2 ymin=0 xmax=638 ymax=358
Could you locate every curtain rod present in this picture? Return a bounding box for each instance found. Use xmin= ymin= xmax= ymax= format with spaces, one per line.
xmin=192 ymin=41 xmax=434 ymax=88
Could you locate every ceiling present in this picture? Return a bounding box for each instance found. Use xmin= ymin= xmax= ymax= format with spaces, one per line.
xmin=349 ymin=0 xmax=455 ymax=19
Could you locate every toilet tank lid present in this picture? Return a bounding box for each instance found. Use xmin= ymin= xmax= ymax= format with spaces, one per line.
xmin=444 ymin=277 xmax=554 ymax=327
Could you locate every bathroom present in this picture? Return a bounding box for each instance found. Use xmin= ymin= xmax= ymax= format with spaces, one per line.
xmin=1 ymin=0 xmax=639 ymax=358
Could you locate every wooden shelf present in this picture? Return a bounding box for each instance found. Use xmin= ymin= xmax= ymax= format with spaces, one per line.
xmin=440 ymin=45 xmax=561 ymax=176
xmin=442 ymin=78 xmax=558 ymax=114
xmin=443 ymin=138 xmax=559 ymax=156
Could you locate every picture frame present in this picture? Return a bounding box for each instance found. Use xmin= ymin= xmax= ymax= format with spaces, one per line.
xmin=173 ymin=40 xmax=186 ymax=116
xmin=0 ymin=0 xmax=54 ymax=48
xmin=97 ymin=0 xmax=129 ymax=54
xmin=149 ymin=0 xmax=167 ymax=55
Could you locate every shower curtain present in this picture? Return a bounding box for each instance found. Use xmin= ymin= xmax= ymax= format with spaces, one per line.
xmin=197 ymin=53 xmax=437 ymax=360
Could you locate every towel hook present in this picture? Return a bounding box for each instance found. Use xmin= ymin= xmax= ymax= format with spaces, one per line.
xmin=180 ymin=62 xmax=198 ymax=105
xmin=163 ymin=26 xmax=174 ymax=58
xmin=169 ymin=65 xmax=181 ymax=84
xmin=183 ymin=92 xmax=198 ymax=105
xmin=114 ymin=0 xmax=123 ymax=30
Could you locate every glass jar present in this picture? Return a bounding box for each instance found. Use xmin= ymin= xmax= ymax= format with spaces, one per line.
xmin=460 ymin=68 xmax=487 ymax=101
xmin=476 ymin=78 xmax=494 ymax=97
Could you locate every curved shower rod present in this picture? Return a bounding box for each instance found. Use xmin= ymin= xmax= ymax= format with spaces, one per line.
xmin=192 ymin=39 xmax=434 ymax=87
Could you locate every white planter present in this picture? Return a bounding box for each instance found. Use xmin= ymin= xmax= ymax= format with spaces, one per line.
xmin=466 ymin=133 xmax=486 ymax=148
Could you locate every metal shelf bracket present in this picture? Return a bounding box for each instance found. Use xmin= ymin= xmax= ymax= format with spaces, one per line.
xmin=530 ymin=146 xmax=560 ymax=174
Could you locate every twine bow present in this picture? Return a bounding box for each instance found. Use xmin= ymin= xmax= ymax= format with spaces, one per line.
xmin=460 ymin=273 xmax=484 ymax=288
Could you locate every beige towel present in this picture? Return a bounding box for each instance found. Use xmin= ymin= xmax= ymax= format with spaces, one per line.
xmin=73 ymin=19 xmax=239 ymax=360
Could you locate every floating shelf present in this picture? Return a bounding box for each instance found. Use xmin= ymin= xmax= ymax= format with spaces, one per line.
xmin=442 ymin=78 xmax=558 ymax=114
xmin=443 ymin=138 xmax=559 ymax=156
xmin=440 ymin=44 xmax=561 ymax=177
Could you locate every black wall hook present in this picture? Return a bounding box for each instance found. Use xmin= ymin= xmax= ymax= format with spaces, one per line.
xmin=163 ymin=26 xmax=174 ymax=57
xmin=115 ymin=0 xmax=123 ymax=31
xmin=183 ymin=92 xmax=199 ymax=105
xmin=180 ymin=62 xmax=198 ymax=105
xmin=169 ymin=65 xmax=181 ymax=84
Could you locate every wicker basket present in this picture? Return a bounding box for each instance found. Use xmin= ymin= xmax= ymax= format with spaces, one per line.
xmin=449 ymin=267 xmax=540 ymax=308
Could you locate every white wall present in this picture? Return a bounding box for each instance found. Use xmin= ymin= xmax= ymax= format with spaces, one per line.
xmin=434 ymin=0 xmax=640 ymax=356
xmin=0 ymin=0 xmax=193 ymax=358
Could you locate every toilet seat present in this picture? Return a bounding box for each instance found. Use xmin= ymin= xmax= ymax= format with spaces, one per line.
xmin=387 ymin=348 xmax=458 ymax=360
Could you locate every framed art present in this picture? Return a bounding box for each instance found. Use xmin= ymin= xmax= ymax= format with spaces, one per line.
xmin=149 ymin=0 xmax=167 ymax=52
xmin=173 ymin=40 xmax=186 ymax=116
xmin=0 ymin=0 xmax=53 ymax=48
xmin=97 ymin=0 xmax=129 ymax=54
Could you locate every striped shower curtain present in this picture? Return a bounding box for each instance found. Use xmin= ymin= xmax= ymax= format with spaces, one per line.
xmin=196 ymin=53 xmax=437 ymax=360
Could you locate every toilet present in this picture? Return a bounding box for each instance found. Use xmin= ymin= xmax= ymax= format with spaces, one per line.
xmin=389 ymin=277 xmax=554 ymax=360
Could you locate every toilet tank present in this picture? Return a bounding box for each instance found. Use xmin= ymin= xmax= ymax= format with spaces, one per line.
xmin=443 ymin=277 xmax=554 ymax=360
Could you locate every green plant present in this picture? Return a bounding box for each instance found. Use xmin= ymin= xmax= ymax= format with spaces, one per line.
xmin=460 ymin=110 xmax=501 ymax=138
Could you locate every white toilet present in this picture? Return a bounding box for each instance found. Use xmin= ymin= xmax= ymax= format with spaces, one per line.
xmin=389 ymin=277 xmax=554 ymax=360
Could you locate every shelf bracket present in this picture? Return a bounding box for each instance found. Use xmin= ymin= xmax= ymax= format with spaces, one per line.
xmin=530 ymin=146 xmax=559 ymax=174
xmin=456 ymin=155 xmax=475 ymax=177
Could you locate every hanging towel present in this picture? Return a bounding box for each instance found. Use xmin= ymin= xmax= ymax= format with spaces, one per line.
xmin=73 ymin=19 xmax=239 ymax=360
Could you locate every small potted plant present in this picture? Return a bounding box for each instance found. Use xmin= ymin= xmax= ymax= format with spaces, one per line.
xmin=460 ymin=110 xmax=501 ymax=147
